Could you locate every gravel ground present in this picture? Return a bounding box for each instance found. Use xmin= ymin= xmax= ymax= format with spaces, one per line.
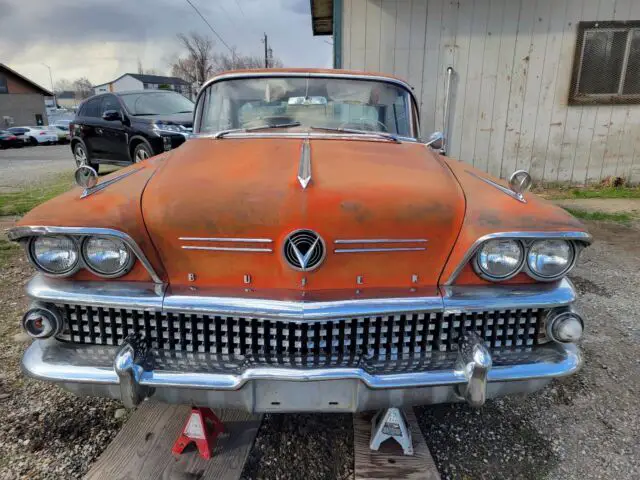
xmin=0 ymin=145 xmax=75 ymax=193
xmin=0 ymin=218 xmax=638 ymax=479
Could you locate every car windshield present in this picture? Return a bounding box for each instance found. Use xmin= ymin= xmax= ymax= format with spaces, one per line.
xmin=120 ymin=92 xmax=194 ymax=116
xmin=199 ymin=76 xmax=416 ymax=138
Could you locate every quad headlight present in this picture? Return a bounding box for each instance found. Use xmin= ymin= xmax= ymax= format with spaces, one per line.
xmin=29 ymin=235 xmax=79 ymax=275
xmin=475 ymin=239 xmax=524 ymax=280
xmin=82 ymin=236 xmax=134 ymax=277
xmin=527 ymin=239 xmax=575 ymax=280
xmin=474 ymin=237 xmax=578 ymax=282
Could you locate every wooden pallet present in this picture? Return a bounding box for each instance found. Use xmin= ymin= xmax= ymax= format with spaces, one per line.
xmin=353 ymin=409 xmax=441 ymax=480
xmin=85 ymin=402 xmax=262 ymax=480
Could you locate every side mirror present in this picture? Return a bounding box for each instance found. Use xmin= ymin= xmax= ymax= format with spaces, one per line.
xmin=102 ymin=110 xmax=122 ymax=122
xmin=425 ymin=131 xmax=444 ymax=151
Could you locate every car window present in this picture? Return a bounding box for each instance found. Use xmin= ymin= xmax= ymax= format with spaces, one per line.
xmin=100 ymin=95 xmax=121 ymax=115
xmin=119 ymin=92 xmax=194 ymax=116
xmin=81 ymin=97 xmax=102 ymax=118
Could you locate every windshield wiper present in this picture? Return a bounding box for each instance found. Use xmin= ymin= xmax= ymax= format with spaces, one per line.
xmin=214 ymin=122 xmax=301 ymax=139
xmin=309 ymin=126 xmax=400 ymax=143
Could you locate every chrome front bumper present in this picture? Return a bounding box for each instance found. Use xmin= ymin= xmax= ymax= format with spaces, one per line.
xmin=21 ymin=276 xmax=583 ymax=412
xmin=23 ymin=336 xmax=581 ymax=412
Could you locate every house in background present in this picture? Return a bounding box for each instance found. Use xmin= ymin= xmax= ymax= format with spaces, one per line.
xmin=93 ymin=73 xmax=193 ymax=98
xmin=0 ymin=63 xmax=51 ymax=127
xmin=55 ymin=90 xmax=81 ymax=110
xmin=311 ymin=0 xmax=640 ymax=185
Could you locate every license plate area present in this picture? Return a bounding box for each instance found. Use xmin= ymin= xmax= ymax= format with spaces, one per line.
xmin=253 ymin=379 xmax=357 ymax=412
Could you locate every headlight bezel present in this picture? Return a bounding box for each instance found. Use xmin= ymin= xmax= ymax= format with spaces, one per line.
xmin=473 ymin=237 xmax=582 ymax=283
xmin=526 ymin=239 xmax=576 ymax=281
xmin=28 ymin=235 xmax=81 ymax=277
xmin=26 ymin=234 xmax=136 ymax=279
xmin=473 ymin=238 xmax=525 ymax=281
xmin=81 ymin=235 xmax=136 ymax=278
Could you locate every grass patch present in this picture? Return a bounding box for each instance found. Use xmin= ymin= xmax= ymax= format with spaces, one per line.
xmin=0 ymin=173 xmax=74 ymax=216
xmin=564 ymin=207 xmax=634 ymax=224
xmin=544 ymin=185 xmax=640 ymax=200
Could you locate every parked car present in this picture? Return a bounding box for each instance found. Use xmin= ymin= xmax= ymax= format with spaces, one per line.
xmin=46 ymin=125 xmax=70 ymax=144
xmin=9 ymin=69 xmax=590 ymax=415
xmin=7 ymin=126 xmax=58 ymax=146
xmin=70 ymin=90 xmax=194 ymax=172
xmin=0 ymin=130 xmax=23 ymax=149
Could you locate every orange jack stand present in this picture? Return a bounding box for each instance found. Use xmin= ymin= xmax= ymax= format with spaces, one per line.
xmin=172 ymin=407 xmax=224 ymax=460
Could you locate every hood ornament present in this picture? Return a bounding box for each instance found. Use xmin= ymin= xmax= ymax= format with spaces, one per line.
xmin=297 ymin=138 xmax=312 ymax=189
xmin=283 ymin=229 xmax=325 ymax=271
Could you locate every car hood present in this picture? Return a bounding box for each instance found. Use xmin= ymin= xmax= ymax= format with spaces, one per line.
xmin=141 ymin=137 xmax=465 ymax=294
xmin=132 ymin=112 xmax=193 ymax=127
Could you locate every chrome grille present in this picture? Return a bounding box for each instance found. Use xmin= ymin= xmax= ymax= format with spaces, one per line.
xmin=56 ymin=305 xmax=547 ymax=361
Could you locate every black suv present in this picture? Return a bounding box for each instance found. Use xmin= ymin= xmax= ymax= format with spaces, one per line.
xmin=70 ymin=90 xmax=194 ymax=172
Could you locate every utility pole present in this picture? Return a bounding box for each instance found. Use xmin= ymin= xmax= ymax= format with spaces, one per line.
xmin=42 ymin=63 xmax=56 ymax=111
xmin=263 ymin=33 xmax=269 ymax=68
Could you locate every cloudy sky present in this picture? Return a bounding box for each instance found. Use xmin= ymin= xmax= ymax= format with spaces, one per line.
xmin=0 ymin=0 xmax=332 ymax=90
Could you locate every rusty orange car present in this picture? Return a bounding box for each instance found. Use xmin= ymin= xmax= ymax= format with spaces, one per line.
xmin=9 ymin=69 xmax=590 ymax=413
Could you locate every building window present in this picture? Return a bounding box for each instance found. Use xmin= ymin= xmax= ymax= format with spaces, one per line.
xmin=570 ymin=21 xmax=640 ymax=104
xmin=0 ymin=75 xmax=7 ymax=94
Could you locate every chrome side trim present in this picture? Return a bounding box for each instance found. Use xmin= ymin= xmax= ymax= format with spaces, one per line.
xmin=297 ymin=138 xmax=312 ymax=189
xmin=22 ymin=339 xmax=582 ymax=392
xmin=334 ymin=239 xmax=428 ymax=244
xmin=8 ymin=226 xmax=163 ymax=284
xmin=80 ymin=168 xmax=142 ymax=199
xmin=178 ymin=237 xmax=273 ymax=243
xmin=26 ymin=275 xmax=165 ymax=310
xmin=334 ymin=247 xmax=427 ymax=253
xmin=182 ymin=246 xmax=273 ymax=253
xmin=466 ymin=170 xmax=526 ymax=203
xmin=25 ymin=274 xmax=576 ymax=320
xmin=444 ymin=231 xmax=593 ymax=285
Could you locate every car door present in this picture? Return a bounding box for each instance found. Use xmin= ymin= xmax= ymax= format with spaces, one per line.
xmin=78 ymin=97 xmax=103 ymax=157
xmin=98 ymin=95 xmax=129 ymax=162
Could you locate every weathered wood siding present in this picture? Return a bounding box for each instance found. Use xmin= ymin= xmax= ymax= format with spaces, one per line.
xmin=341 ymin=0 xmax=640 ymax=184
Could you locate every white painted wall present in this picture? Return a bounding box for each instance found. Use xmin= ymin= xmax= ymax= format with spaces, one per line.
xmin=112 ymin=75 xmax=144 ymax=92
xmin=341 ymin=0 xmax=640 ymax=184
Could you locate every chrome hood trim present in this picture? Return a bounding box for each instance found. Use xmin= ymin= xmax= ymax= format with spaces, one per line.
xmin=25 ymin=274 xmax=577 ymax=320
xmin=297 ymin=138 xmax=312 ymax=189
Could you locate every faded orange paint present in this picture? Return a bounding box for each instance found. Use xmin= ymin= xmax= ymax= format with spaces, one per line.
xmin=141 ymin=137 xmax=465 ymax=292
xmin=439 ymin=157 xmax=588 ymax=285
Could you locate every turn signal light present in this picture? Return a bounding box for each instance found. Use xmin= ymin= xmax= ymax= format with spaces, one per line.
xmin=21 ymin=304 xmax=62 ymax=339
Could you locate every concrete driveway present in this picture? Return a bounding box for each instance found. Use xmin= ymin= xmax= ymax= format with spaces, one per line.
xmin=0 ymin=144 xmax=75 ymax=193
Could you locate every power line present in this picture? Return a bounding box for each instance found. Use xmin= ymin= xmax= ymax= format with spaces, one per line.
xmin=234 ymin=0 xmax=245 ymax=18
xmin=183 ymin=0 xmax=235 ymax=57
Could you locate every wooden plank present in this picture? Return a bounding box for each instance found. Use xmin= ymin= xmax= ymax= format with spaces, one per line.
xmin=85 ymin=402 xmax=262 ymax=480
xmin=350 ymin=0 xmax=367 ymax=70
xmin=515 ymin=0 xmax=552 ymax=176
xmin=353 ymin=408 xmax=440 ymax=480
xmin=620 ymin=0 xmax=640 ymax=182
xmin=448 ymin=0 xmax=475 ymax=160
xmin=343 ymin=0 xmax=352 ymax=69
xmin=487 ymin=0 xmax=521 ymax=178
xmin=603 ymin=0 xmax=633 ymax=181
xmin=407 ymin=0 xmax=428 ymax=101
xmin=531 ymin=0 xmax=567 ymax=182
xmin=379 ymin=0 xmax=398 ymax=74
xmin=419 ymin=0 xmax=444 ymax=135
xmin=473 ymin=0 xmax=507 ymax=174
xmin=365 ymin=0 xmax=382 ymax=71
xmin=459 ymin=0 xmax=491 ymax=165
xmin=549 ymin=0 xmax=584 ymax=183
xmin=501 ymin=0 xmax=536 ymax=178
xmin=393 ymin=0 xmax=412 ymax=80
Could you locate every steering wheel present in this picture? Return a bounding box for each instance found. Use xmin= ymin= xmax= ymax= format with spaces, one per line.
xmin=338 ymin=118 xmax=388 ymax=132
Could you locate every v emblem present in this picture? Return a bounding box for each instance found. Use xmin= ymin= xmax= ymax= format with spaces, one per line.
xmin=290 ymin=237 xmax=320 ymax=269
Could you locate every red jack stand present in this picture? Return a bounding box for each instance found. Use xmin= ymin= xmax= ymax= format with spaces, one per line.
xmin=172 ymin=407 xmax=224 ymax=460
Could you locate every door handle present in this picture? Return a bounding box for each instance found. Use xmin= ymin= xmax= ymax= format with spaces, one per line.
xmin=96 ymin=128 xmax=103 ymax=135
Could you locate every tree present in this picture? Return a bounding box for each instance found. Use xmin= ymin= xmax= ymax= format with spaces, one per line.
xmin=170 ymin=32 xmax=216 ymax=87
xmin=170 ymin=32 xmax=284 ymax=88
xmin=72 ymin=77 xmax=93 ymax=100
xmin=54 ymin=79 xmax=74 ymax=93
